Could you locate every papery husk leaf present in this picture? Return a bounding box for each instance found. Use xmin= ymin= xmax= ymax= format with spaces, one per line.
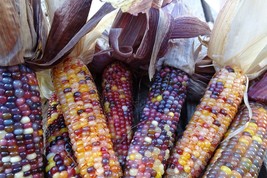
xmin=157 ymin=38 xmax=195 ymax=75
xmin=148 ymin=8 xmax=171 ymax=79
xmin=162 ymin=0 xmax=188 ymax=18
xmin=40 ymin=0 xmax=91 ymax=63
xmin=110 ymin=11 xmax=147 ymax=61
xmin=27 ymin=3 xmax=115 ymax=69
xmin=45 ymin=0 xmax=65 ymax=22
xmin=36 ymin=69 xmax=54 ymax=100
xmin=109 ymin=9 xmax=160 ymax=66
xmin=74 ymin=8 xmax=119 ymax=65
xmin=208 ymin=0 xmax=267 ymax=78
xmin=102 ymin=0 xmax=153 ymax=15
xmin=170 ymin=16 xmax=210 ymax=38
xmin=0 ymin=0 xmax=38 ymax=66
xmin=156 ymin=1 xmax=210 ymax=76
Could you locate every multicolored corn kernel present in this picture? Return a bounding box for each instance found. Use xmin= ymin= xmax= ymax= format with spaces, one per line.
xmin=166 ymin=66 xmax=246 ymax=178
xmin=52 ymin=58 xmax=122 ymax=178
xmin=0 ymin=65 xmax=44 ymax=178
xmin=102 ymin=62 xmax=134 ymax=167
xmin=45 ymin=94 xmax=80 ymax=177
xmin=124 ymin=66 xmax=189 ymax=178
xmin=203 ymin=102 xmax=267 ymax=178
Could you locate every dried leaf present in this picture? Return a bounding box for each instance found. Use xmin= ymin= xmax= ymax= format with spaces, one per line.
xmin=27 ymin=3 xmax=115 ymax=69
xmin=148 ymin=9 xmax=171 ymax=79
xmin=40 ymin=0 xmax=91 ymax=63
xmin=170 ymin=16 xmax=210 ymax=39
xmin=0 ymin=0 xmax=38 ymax=66
xmin=208 ymin=0 xmax=267 ymax=77
xmin=102 ymin=0 xmax=153 ymax=15
xmin=36 ymin=69 xmax=54 ymax=100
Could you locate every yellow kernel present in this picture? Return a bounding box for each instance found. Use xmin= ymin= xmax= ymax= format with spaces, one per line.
xmin=184 ymin=165 xmax=191 ymax=173
xmin=178 ymin=159 xmax=186 ymax=166
xmin=220 ymin=166 xmax=232 ymax=175
xmin=197 ymin=142 xmax=205 ymax=148
xmin=239 ymin=137 xmax=250 ymax=146
xmin=192 ymin=151 xmax=200 ymax=158
xmin=168 ymin=112 xmax=174 ymax=117
xmin=252 ymin=135 xmax=262 ymax=144
xmin=248 ymin=122 xmax=258 ymax=128
xmin=204 ymin=140 xmax=211 ymax=147
xmin=156 ymin=95 xmax=162 ymax=102
xmin=183 ymin=152 xmax=191 ymax=160
xmin=129 ymin=154 xmax=135 ymax=160
xmin=111 ymin=86 xmax=118 ymax=91
xmin=121 ymin=77 xmax=127 ymax=81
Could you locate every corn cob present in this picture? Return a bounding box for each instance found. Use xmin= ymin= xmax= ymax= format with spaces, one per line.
xmin=166 ymin=66 xmax=246 ymax=178
xmin=52 ymin=58 xmax=122 ymax=177
xmin=124 ymin=66 xmax=189 ymax=178
xmin=45 ymin=93 xmax=81 ymax=177
xmin=102 ymin=62 xmax=134 ymax=167
xmin=203 ymin=102 xmax=267 ymax=178
xmin=0 ymin=65 xmax=44 ymax=178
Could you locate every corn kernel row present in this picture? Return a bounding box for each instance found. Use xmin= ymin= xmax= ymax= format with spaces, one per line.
xmin=52 ymin=58 xmax=122 ymax=177
xmin=0 ymin=65 xmax=44 ymax=177
xmin=102 ymin=62 xmax=134 ymax=167
xmin=124 ymin=66 xmax=189 ymax=178
xmin=203 ymin=102 xmax=267 ymax=178
xmin=45 ymin=94 xmax=80 ymax=177
xmin=166 ymin=66 xmax=246 ymax=177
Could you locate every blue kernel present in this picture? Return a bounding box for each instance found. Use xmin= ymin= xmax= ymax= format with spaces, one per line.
xmin=15 ymin=89 xmax=24 ymax=98
xmin=2 ymin=77 xmax=12 ymax=84
xmin=14 ymin=129 xmax=23 ymax=135
xmin=3 ymin=119 xmax=13 ymax=126
xmin=13 ymin=80 xmax=22 ymax=89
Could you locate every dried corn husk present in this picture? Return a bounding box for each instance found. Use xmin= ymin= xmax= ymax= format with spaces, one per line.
xmin=0 ymin=0 xmax=47 ymax=66
xmin=102 ymin=0 xmax=173 ymax=15
xmin=208 ymin=0 xmax=267 ymax=78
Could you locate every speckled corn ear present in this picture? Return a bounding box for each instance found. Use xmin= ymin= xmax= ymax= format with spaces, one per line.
xmin=52 ymin=58 xmax=122 ymax=178
xmin=0 ymin=65 xmax=44 ymax=178
xmin=203 ymin=102 xmax=267 ymax=178
xmin=124 ymin=66 xmax=189 ymax=178
xmin=45 ymin=94 xmax=80 ymax=177
xmin=102 ymin=62 xmax=134 ymax=167
xmin=166 ymin=66 xmax=246 ymax=178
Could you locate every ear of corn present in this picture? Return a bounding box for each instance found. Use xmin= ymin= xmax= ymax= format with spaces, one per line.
xmin=203 ymin=102 xmax=267 ymax=178
xmin=102 ymin=62 xmax=134 ymax=167
xmin=45 ymin=93 xmax=80 ymax=177
xmin=166 ymin=66 xmax=246 ymax=178
xmin=0 ymin=65 xmax=44 ymax=178
xmin=124 ymin=66 xmax=189 ymax=178
xmin=52 ymin=58 xmax=122 ymax=178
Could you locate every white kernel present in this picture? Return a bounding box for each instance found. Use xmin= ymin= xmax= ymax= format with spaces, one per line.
xmin=14 ymin=171 xmax=24 ymax=178
xmin=152 ymin=120 xmax=158 ymax=126
xmin=144 ymin=136 xmax=152 ymax=143
xmin=21 ymin=116 xmax=30 ymax=124
xmin=22 ymin=164 xmax=31 ymax=172
xmin=122 ymin=106 xmax=128 ymax=111
xmin=23 ymin=128 xmax=33 ymax=134
xmin=2 ymin=156 xmax=10 ymax=162
xmin=0 ymin=130 xmax=6 ymax=140
xmin=10 ymin=156 xmax=21 ymax=163
xmin=129 ymin=168 xmax=138 ymax=176
xmin=26 ymin=153 xmax=37 ymax=160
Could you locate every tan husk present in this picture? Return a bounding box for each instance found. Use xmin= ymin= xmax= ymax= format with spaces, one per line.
xmin=208 ymin=0 xmax=267 ymax=79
